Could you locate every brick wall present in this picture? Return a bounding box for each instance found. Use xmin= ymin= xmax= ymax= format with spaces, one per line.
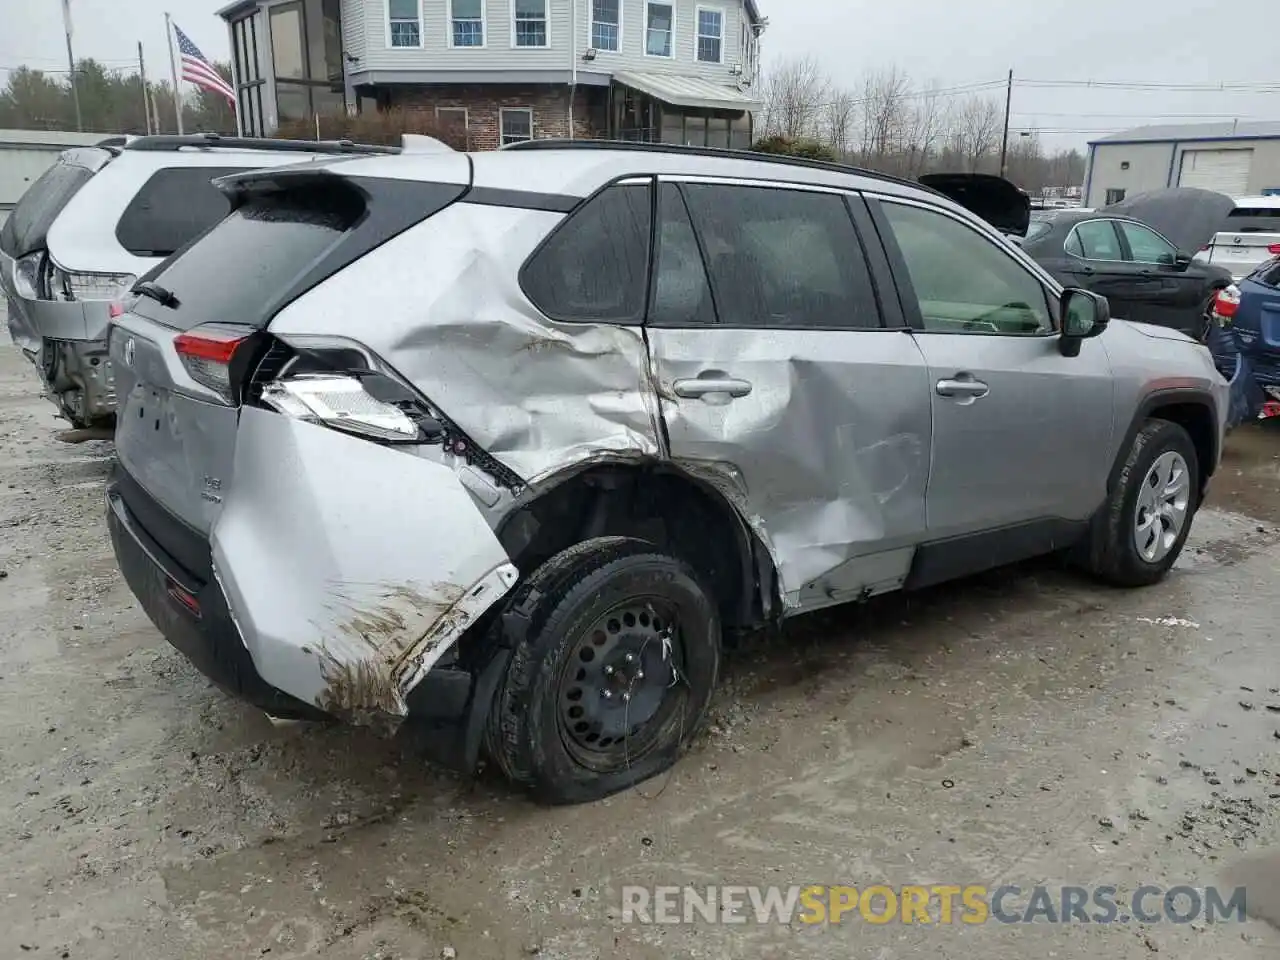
xmin=388 ymin=84 xmax=599 ymax=151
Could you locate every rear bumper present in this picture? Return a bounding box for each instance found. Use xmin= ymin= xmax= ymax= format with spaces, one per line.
xmin=3 ymin=292 xmax=115 ymax=421
xmin=106 ymin=463 xmax=509 ymax=770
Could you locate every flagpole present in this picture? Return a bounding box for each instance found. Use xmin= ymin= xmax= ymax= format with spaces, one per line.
xmin=227 ymin=37 xmax=244 ymax=137
xmin=62 ymin=0 xmax=83 ymax=131
xmin=165 ymin=12 xmax=184 ymax=135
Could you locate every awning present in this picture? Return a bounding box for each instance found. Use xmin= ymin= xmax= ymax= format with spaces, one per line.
xmin=613 ymin=71 xmax=762 ymax=112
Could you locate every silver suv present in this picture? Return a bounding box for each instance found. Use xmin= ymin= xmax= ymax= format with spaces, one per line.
xmin=0 ymin=134 xmax=395 ymax=427
xmin=104 ymin=141 xmax=1228 ymax=805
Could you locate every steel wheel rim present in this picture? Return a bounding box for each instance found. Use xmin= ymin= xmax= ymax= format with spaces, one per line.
xmin=1134 ymin=450 xmax=1191 ymax=563
xmin=556 ymin=597 xmax=686 ymax=773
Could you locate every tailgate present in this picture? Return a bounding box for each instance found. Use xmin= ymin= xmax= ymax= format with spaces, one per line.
xmin=109 ymin=311 xmax=238 ymax=539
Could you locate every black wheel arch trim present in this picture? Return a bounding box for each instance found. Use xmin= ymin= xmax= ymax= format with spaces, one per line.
xmin=1109 ymin=387 xmax=1219 ymax=498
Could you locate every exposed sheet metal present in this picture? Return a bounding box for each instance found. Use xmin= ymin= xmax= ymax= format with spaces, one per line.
xmin=211 ymin=407 xmax=519 ymax=725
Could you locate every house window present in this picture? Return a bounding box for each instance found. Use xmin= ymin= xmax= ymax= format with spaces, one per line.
xmin=696 ymin=7 xmax=723 ymax=63
xmin=501 ymin=108 xmax=533 ymax=145
xmin=1105 ymin=188 xmax=1126 ymax=205
xmin=388 ymin=0 xmax=421 ymax=47
xmin=513 ymin=0 xmax=548 ymax=47
xmin=591 ymin=0 xmax=620 ymax=52
xmin=646 ymin=2 xmax=673 ymax=57
xmin=450 ymin=0 xmax=483 ymax=46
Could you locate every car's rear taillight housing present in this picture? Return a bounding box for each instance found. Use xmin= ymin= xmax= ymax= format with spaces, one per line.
xmin=1267 ymin=244 xmax=1280 ymax=256
xmin=173 ymin=325 xmax=253 ymax=403
xmin=12 ymin=252 xmax=44 ymax=299
xmin=1214 ymin=284 xmax=1241 ymax=321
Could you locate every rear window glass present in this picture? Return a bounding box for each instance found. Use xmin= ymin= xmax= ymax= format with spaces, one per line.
xmin=1225 ymin=207 xmax=1280 ymax=233
xmin=115 ymin=167 xmax=248 ymax=257
xmin=1251 ymin=258 xmax=1280 ymax=287
xmin=0 ymin=158 xmax=98 ymax=256
xmin=148 ymin=186 xmax=364 ymax=330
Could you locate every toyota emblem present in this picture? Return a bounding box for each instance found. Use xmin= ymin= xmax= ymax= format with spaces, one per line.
xmin=123 ymin=337 xmax=136 ymax=367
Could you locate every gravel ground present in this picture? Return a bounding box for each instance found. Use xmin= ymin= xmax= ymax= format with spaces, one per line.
xmin=3 ymin=324 xmax=1280 ymax=959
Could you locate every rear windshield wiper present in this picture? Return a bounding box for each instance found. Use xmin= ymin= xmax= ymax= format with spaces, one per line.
xmin=132 ymin=280 xmax=180 ymax=309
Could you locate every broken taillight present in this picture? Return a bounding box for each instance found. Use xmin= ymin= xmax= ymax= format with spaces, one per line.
xmin=173 ymin=326 xmax=251 ymax=402
xmin=1214 ymin=285 xmax=1241 ymax=320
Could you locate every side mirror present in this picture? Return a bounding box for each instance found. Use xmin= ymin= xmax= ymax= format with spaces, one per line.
xmin=1060 ymin=288 xmax=1110 ymax=357
xmin=1173 ymin=252 xmax=1193 ymax=271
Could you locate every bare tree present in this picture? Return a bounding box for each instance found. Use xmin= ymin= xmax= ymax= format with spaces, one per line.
xmin=952 ymin=94 xmax=1002 ymax=172
xmin=902 ymin=80 xmax=949 ymax=176
xmin=822 ymin=89 xmax=857 ymax=157
xmin=859 ymin=66 xmax=910 ymax=164
xmin=760 ymin=55 xmax=829 ymax=140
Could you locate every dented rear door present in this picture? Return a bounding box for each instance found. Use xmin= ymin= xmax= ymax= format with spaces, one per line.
xmin=646 ymin=180 xmax=933 ymax=609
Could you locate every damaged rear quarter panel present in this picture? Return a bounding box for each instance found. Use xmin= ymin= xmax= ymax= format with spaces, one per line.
xmin=211 ymin=407 xmax=519 ymax=724
xmin=266 ymin=200 xmax=664 ymax=484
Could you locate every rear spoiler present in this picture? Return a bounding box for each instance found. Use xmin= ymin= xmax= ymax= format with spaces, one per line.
xmin=918 ymin=173 xmax=1031 ymax=237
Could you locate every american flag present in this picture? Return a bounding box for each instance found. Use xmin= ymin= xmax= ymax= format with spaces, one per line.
xmin=173 ymin=23 xmax=235 ymax=106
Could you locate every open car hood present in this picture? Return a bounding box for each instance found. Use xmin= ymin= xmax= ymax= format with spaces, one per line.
xmin=919 ymin=173 xmax=1031 ymax=237
xmin=1102 ymin=187 xmax=1235 ymax=254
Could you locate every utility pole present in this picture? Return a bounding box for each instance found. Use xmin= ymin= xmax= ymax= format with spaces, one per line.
xmin=999 ymin=68 xmax=1013 ymax=177
xmin=62 ymin=0 xmax=83 ymax=131
xmin=137 ymin=41 xmax=152 ymax=135
xmin=165 ymin=12 xmax=184 ymax=135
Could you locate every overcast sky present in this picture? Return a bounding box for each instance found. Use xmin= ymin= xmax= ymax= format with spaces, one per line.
xmin=2 ymin=0 xmax=1278 ymax=149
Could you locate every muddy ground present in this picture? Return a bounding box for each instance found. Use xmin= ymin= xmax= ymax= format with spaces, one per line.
xmin=3 ymin=327 xmax=1280 ymax=960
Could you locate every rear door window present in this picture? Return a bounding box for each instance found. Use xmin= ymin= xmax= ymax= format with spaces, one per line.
xmin=678 ymin=183 xmax=881 ymax=329
xmin=0 ymin=154 xmax=104 ymax=256
xmin=521 ymin=183 xmax=653 ymax=324
xmin=115 ymin=167 xmax=249 ymax=257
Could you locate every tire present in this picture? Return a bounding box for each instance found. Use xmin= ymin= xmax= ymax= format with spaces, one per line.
xmin=486 ymin=536 xmax=720 ymax=805
xmin=1087 ymin=418 xmax=1200 ymax=587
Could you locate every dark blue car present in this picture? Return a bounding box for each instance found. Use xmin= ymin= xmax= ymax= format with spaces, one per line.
xmin=1209 ymin=260 xmax=1280 ymax=425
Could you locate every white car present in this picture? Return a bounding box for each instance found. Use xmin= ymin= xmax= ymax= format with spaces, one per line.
xmin=1194 ymin=195 xmax=1280 ymax=280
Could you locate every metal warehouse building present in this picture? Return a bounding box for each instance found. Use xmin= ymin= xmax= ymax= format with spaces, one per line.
xmin=1084 ymin=121 xmax=1280 ymax=208
xmin=0 ymin=129 xmax=112 ymax=227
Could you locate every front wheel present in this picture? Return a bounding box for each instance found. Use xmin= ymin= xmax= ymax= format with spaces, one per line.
xmin=486 ymin=537 xmax=721 ymax=805
xmin=1086 ymin=419 xmax=1199 ymax=587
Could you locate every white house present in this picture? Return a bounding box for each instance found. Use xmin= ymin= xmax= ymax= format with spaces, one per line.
xmin=217 ymin=0 xmax=765 ymax=148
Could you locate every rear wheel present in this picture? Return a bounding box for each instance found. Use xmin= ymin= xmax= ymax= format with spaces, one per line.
xmin=487 ymin=536 xmax=720 ymax=805
xmin=1086 ymin=419 xmax=1199 ymax=587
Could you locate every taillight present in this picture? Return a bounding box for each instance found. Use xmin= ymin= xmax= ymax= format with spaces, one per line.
xmin=1214 ymin=285 xmax=1241 ymax=320
xmin=1268 ymin=244 xmax=1280 ymax=256
xmin=173 ymin=326 xmax=251 ymax=402
xmin=12 ymin=252 xmax=43 ymax=299
xmin=108 ymin=302 xmax=124 ymax=319
xmin=51 ymin=267 xmax=135 ymax=302
xmin=260 ymin=376 xmax=425 ymax=443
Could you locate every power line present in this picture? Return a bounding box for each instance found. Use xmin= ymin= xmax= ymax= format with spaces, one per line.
xmin=1016 ymin=77 xmax=1280 ymax=93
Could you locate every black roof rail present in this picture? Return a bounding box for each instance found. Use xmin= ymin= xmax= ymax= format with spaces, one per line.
xmin=123 ymin=133 xmax=400 ymax=156
xmin=502 ymin=138 xmax=934 ymax=194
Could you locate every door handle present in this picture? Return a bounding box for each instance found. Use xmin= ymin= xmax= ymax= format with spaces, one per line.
xmin=936 ymin=378 xmax=990 ymax=399
xmin=674 ymin=376 xmax=753 ymax=400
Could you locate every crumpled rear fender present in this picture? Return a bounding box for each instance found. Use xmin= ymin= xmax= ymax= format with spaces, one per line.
xmin=211 ymin=407 xmax=520 ymax=726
